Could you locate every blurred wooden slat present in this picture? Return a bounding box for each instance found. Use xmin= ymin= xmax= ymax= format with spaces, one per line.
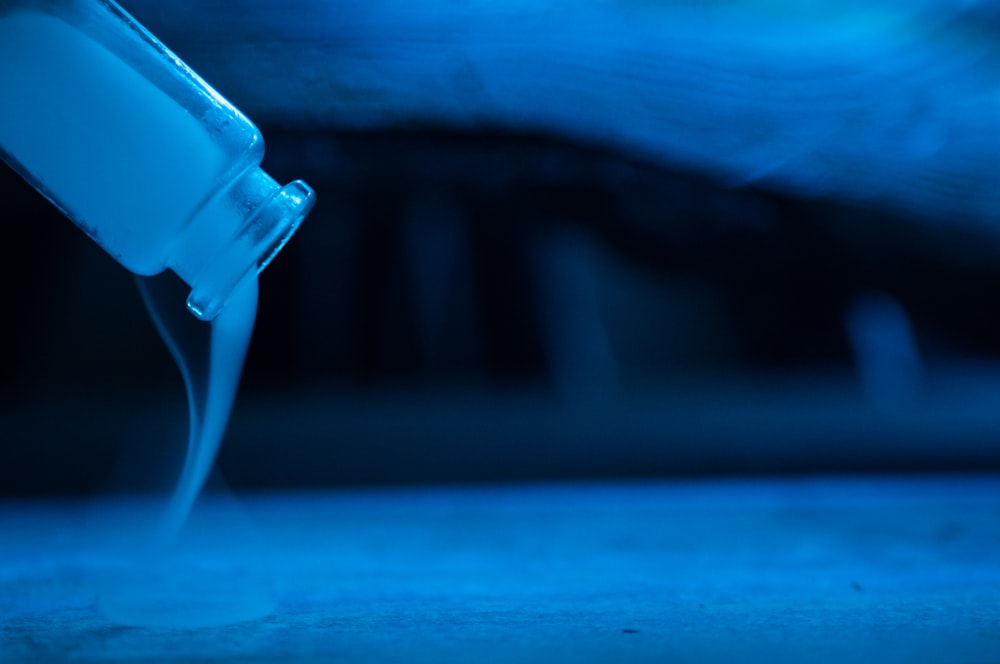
xmin=123 ymin=0 xmax=1000 ymax=237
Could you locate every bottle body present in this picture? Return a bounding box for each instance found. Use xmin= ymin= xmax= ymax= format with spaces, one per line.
xmin=0 ymin=0 xmax=313 ymax=319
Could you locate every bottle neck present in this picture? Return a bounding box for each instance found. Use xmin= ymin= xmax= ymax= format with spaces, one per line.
xmin=169 ymin=167 xmax=314 ymax=320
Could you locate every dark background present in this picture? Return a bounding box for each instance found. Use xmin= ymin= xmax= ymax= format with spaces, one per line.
xmin=4 ymin=2 xmax=1000 ymax=497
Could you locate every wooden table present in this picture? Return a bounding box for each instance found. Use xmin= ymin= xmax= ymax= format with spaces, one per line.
xmin=2 ymin=475 xmax=999 ymax=662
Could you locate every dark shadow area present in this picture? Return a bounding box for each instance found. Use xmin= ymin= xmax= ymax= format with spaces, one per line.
xmin=3 ymin=126 xmax=1000 ymax=496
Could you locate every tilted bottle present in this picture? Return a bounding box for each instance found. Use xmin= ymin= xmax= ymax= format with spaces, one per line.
xmin=0 ymin=0 xmax=314 ymax=320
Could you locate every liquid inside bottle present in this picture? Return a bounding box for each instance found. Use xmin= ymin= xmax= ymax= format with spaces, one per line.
xmin=0 ymin=9 xmax=230 ymax=270
xmin=0 ymin=4 xmax=313 ymax=320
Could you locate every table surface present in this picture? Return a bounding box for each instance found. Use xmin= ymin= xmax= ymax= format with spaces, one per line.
xmin=2 ymin=475 xmax=999 ymax=663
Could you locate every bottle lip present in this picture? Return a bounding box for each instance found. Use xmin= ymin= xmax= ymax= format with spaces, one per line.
xmin=185 ymin=179 xmax=315 ymax=321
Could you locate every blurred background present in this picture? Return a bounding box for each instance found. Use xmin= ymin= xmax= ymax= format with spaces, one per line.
xmin=4 ymin=0 xmax=1000 ymax=497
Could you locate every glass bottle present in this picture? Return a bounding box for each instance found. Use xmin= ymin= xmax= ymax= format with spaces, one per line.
xmin=0 ymin=0 xmax=314 ymax=320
